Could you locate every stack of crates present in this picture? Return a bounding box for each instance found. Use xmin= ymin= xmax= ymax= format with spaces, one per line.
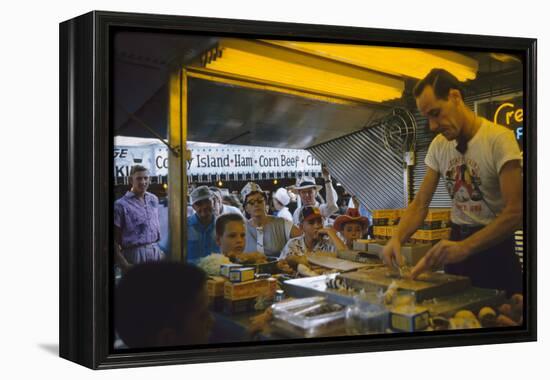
xmin=372 ymin=208 xmax=451 ymax=243
xmin=411 ymin=208 xmax=451 ymax=243
xmin=372 ymin=209 xmax=402 ymax=240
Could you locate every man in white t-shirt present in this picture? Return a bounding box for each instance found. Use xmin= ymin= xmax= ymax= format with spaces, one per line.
xmin=382 ymin=68 xmax=523 ymax=295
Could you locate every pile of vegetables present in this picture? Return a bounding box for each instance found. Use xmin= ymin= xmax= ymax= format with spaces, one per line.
xmin=430 ymin=293 xmax=523 ymax=330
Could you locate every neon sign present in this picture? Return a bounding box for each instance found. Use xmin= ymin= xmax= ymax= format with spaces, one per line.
xmin=493 ymin=102 xmax=523 ymax=141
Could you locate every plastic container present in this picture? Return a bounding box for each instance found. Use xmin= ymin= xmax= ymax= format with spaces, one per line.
xmin=345 ymin=297 xmax=389 ymax=335
xmin=271 ymin=296 xmax=346 ymax=338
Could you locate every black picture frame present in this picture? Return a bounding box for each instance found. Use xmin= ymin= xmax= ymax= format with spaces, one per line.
xmin=59 ymin=10 xmax=537 ymax=369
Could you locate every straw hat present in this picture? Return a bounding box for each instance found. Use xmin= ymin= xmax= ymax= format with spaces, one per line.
xmin=293 ymin=175 xmax=322 ymax=191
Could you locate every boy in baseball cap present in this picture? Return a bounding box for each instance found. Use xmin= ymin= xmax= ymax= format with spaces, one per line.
xmin=279 ymin=206 xmax=345 ymax=263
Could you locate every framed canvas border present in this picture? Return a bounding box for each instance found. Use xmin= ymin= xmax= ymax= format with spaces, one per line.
xmin=59 ymin=11 xmax=537 ymax=369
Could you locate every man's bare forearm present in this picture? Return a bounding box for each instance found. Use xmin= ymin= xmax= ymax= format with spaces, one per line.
xmin=394 ymin=201 xmax=429 ymax=243
xmin=462 ymin=207 xmax=522 ymax=255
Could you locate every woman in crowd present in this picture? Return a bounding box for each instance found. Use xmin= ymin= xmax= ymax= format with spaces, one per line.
xmin=241 ymin=182 xmax=302 ymax=258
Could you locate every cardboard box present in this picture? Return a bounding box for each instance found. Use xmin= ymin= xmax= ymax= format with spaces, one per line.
xmin=400 ymin=244 xmax=432 ymax=266
xmin=223 ymin=298 xmax=256 ymax=314
xmin=390 ymin=306 xmax=430 ymax=332
xmin=208 ymin=296 xmax=224 ymax=312
xmin=385 ymin=226 xmax=396 ymax=238
xmin=207 ymin=276 xmax=226 ymax=297
xmin=367 ymin=242 xmax=386 ymax=257
xmin=220 ymin=263 xmax=242 ymax=278
xmin=419 ymin=220 xmax=449 ymax=230
xmin=224 ymin=279 xmax=270 ymax=301
xmin=411 ymin=228 xmax=451 ymax=242
xmin=373 ymin=209 xmax=401 ymax=227
xmin=424 ymin=208 xmax=451 ymax=222
xmin=228 ymin=267 xmax=255 ymax=283
xmin=352 ymin=239 xmax=377 ymax=251
xmin=372 ymin=209 xmax=400 ymax=220
xmin=373 ymin=226 xmax=387 ymax=239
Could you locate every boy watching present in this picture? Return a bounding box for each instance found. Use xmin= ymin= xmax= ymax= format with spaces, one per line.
xmin=279 ymin=206 xmax=345 ymax=268
xmin=215 ymin=213 xmax=265 ymax=263
xmin=333 ymin=208 xmax=370 ymax=250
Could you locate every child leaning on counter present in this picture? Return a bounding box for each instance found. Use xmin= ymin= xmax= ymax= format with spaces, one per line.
xmin=215 ymin=213 xmax=266 ymax=263
xmin=278 ymin=206 xmax=346 ymax=270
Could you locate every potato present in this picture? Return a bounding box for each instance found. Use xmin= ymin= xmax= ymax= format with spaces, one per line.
xmin=498 ymin=303 xmax=514 ymax=318
xmin=496 ymin=314 xmax=517 ymax=327
xmin=510 ymin=293 xmax=523 ymax=305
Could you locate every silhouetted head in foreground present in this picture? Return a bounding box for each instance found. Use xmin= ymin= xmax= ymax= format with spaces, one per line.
xmin=115 ymin=262 xmax=213 ymax=348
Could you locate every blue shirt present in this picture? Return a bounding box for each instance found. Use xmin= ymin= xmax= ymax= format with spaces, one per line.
xmin=187 ymin=213 xmax=218 ymax=264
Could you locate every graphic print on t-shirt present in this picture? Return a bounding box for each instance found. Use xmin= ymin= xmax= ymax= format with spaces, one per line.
xmin=444 ymin=156 xmax=484 ymax=214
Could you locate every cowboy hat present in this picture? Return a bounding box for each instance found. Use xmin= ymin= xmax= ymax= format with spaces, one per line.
xmin=333 ymin=208 xmax=370 ymax=231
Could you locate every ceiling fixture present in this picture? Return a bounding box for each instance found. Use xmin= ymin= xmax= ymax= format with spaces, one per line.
xmin=195 ymin=39 xmax=404 ymax=103
xmin=263 ymin=40 xmax=478 ymax=82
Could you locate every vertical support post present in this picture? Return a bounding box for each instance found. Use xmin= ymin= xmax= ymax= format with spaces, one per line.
xmin=168 ymin=68 xmax=188 ymax=262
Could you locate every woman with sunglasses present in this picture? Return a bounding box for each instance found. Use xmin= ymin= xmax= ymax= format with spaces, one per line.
xmin=241 ymin=182 xmax=302 ymax=258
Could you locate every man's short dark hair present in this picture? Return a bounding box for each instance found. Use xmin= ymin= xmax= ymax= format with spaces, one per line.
xmin=215 ymin=213 xmax=245 ymax=237
xmin=130 ymin=165 xmax=148 ymax=176
xmin=413 ymin=68 xmax=465 ymax=100
xmin=115 ymin=262 xmax=207 ymax=348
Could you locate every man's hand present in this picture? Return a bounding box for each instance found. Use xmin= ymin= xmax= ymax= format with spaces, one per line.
xmin=410 ymin=239 xmax=472 ymax=279
xmin=321 ymin=163 xmax=330 ymax=180
xmin=382 ymin=238 xmax=403 ymax=269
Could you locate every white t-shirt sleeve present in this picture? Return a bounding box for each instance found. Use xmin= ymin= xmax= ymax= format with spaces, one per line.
xmin=292 ymin=207 xmax=300 ymax=225
xmin=319 ymin=182 xmax=339 ymax=218
xmin=424 ymin=136 xmax=441 ymax=173
xmin=493 ymin=128 xmax=522 ymax=174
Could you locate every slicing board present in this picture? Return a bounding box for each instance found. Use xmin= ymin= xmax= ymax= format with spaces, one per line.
xmin=306 ymin=255 xmax=371 ymax=272
xmin=339 ymin=267 xmax=471 ymax=301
